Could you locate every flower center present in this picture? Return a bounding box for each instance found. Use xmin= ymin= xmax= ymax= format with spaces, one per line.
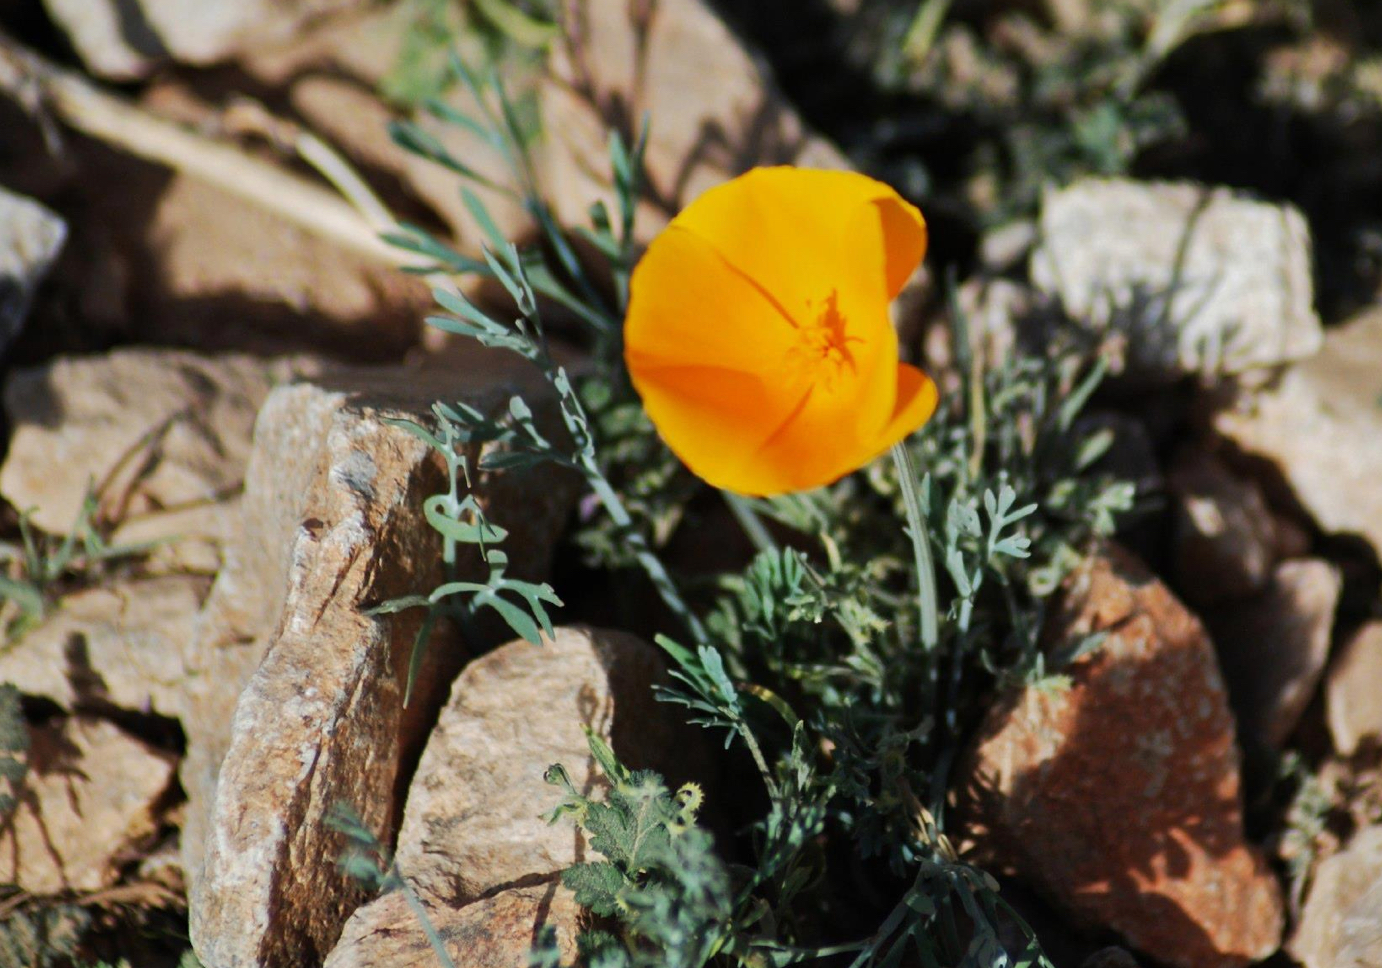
xmin=786 ymin=290 xmax=860 ymax=390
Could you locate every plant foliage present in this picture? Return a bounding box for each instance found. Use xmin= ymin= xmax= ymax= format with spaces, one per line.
xmin=385 ymin=37 xmax=1136 ymax=967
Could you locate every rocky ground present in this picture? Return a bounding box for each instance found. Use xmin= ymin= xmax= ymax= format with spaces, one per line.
xmin=0 ymin=1 xmax=1379 ymax=967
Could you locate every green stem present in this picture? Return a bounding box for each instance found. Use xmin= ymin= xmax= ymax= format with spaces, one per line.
xmin=723 ymin=491 xmax=777 ymax=553
xmin=586 ymin=468 xmax=775 ymax=791
xmin=396 ymin=866 xmax=459 ymax=968
xmin=735 ymin=713 xmax=779 ymax=798
xmin=583 ymin=458 xmax=709 ymax=646
xmin=891 ymin=442 xmax=939 ymax=653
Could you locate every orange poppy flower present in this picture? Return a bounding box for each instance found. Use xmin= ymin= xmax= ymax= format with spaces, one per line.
xmin=624 ymin=166 xmax=939 ymax=496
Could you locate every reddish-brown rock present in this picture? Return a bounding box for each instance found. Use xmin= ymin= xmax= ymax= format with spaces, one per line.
xmin=962 ymin=546 xmax=1284 ymax=968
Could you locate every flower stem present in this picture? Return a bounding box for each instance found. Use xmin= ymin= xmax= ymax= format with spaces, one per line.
xmin=583 ymin=463 xmax=777 ymax=792
xmin=581 ymin=457 xmax=710 ymax=646
xmin=723 ymin=491 xmax=777 ymax=553
xmin=891 ymin=442 xmax=939 ymax=653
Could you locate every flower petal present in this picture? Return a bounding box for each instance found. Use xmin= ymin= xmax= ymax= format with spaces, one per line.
xmin=625 ymin=222 xmax=812 ymax=489
xmin=874 ymin=194 xmax=928 ymax=300
xmin=625 ymin=224 xmax=798 ymax=376
xmin=727 ymin=363 xmax=938 ymax=497
xmin=869 ymin=363 xmax=940 ymax=454
xmin=670 ymin=168 xmax=923 ymax=442
xmin=672 ymin=167 xmax=927 ymax=319
xmin=631 ymin=363 xmax=793 ymax=491
xmin=624 ymin=166 xmax=936 ymax=497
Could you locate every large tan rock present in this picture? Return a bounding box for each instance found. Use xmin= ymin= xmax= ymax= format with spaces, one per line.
xmin=1031 ymin=179 xmax=1320 ymax=380
xmin=0 ymin=717 xmax=176 ymax=894
xmin=0 ymin=576 xmax=208 ymax=718
xmin=1291 ymin=826 xmax=1382 ymax=968
xmin=125 ymin=164 xmax=430 ymax=358
xmin=230 ymin=5 xmax=534 ymax=261
xmin=1214 ymin=306 xmax=1382 ymax=558
xmin=3 ymin=120 xmax=429 ymax=361
xmin=186 ymin=356 xmax=579 ymax=968
xmin=236 ymin=0 xmax=843 ymax=273
xmin=397 ymin=626 xmax=704 ymax=905
xmin=323 ymin=884 xmax=581 ymax=968
xmin=324 ymin=625 xmax=705 ymax=967
xmin=961 ymin=546 xmax=1284 ymax=968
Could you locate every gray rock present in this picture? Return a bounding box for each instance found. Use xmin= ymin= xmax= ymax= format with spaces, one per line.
xmin=1031 ymin=178 xmax=1321 ymax=380
xmin=0 ymin=186 xmax=65 ymax=354
xmin=1292 ymin=826 xmax=1382 ymax=968
xmin=1208 ymin=559 xmax=1341 ymax=750
xmin=185 ymin=356 xmax=579 ymax=968
xmin=1327 ymin=622 xmax=1382 ymax=757
xmin=1214 ymin=306 xmax=1382 ymax=559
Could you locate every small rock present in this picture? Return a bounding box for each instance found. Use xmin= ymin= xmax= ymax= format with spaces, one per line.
xmin=1214 ymin=306 xmax=1382 ymax=559
xmin=323 ymin=883 xmax=581 ymax=968
xmin=1327 ymin=622 xmax=1382 ymax=757
xmin=41 ymin=0 xmax=362 ymax=78
xmin=1208 ymin=559 xmax=1341 ymax=749
xmin=1168 ymin=450 xmax=1283 ymax=604
xmin=393 ymin=626 xmax=707 ymax=907
xmin=326 ymin=625 xmax=708 ymax=967
xmin=0 ymin=186 xmax=65 ymax=354
xmin=1031 ymin=178 xmax=1321 ymax=380
xmin=1291 ymin=825 xmax=1382 ymax=968
xmin=961 ymin=545 xmax=1284 ymax=968
xmin=0 ymin=576 xmax=208 ymax=718
xmin=980 ymin=219 xmax=1038 ymax=274
xmin=953 ymin=277 xmax=1034 ymax=367
xmin=0 ymin=349 xmax=311 ymax=538
xmin=0 ymin=717 xmax=176 ymax=894
xmin=541 ymin=0 xmax=848 ymax=241
xmin=186 ymin=357 xmax=579 ymax=968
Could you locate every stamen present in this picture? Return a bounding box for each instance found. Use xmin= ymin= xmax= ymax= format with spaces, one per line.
xmin=785 ymin=290 xmax=862 ymax=390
